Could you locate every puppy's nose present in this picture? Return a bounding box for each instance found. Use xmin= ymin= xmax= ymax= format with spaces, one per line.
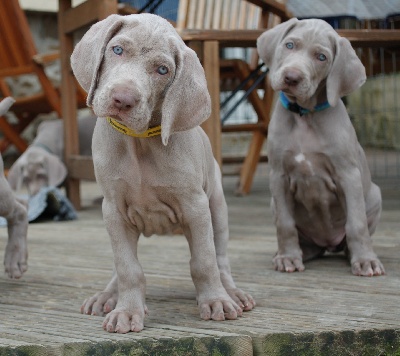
xmin=112 ymin=90 xmax=138 ymax=111
xmin=284 ymin=69 xmax=302 ymax=86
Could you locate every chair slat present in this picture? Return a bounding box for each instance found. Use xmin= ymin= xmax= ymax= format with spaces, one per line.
xmin=212 ymin=0 xmax=222 ymax=30
xmin=195 ymin=0 xmax=206 ymax=29
xmin=178 ymin=0 xmax=262 ymax=31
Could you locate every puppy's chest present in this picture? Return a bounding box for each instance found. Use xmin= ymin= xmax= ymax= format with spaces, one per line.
xmin=279 ymin=119 xmax=340 ymax=206
xmin=103 ymin=159 xmax=197 ymax=236
xmin=118 ymin=180 xmax=182 ymax=236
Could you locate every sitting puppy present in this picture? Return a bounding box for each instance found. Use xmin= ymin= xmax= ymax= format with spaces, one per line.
xmin=71 ymin=13 xmax=255 ymax=333
xmin=7 ymin=115 xmax=96 ymax=195
xmin=0 ymin=97 xmax=28 ymax=278
xmin=257 ymin=18 xmax=384 ymax=276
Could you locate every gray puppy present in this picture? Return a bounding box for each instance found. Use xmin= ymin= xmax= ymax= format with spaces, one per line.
xmin=71 ymin=14 xmax=255 ymax=333
xmin=257 ymin=18 xmax=384 ymax=276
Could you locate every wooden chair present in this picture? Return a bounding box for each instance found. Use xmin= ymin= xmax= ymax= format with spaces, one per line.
xmin=177 ymin=0 xmax=291 ymax=194
xmin=0 ymin=0 xmax=86 ymax=154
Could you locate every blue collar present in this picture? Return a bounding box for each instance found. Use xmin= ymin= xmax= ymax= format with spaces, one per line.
xmin=279 ymin=91 xmax=330 ymax=116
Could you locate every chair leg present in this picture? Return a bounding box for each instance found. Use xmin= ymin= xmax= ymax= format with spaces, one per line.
xmin=0 ymin=116 xmax=28 ymax=153
xmin=235 ymin=130 xmax=266 ymax=195
xmin=66 ymin=177 xmax=81 ymax=210
xmin=225 ymin=61 xmax=269 ymax=194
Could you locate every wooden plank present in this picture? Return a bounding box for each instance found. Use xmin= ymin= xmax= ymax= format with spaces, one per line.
xmin=60 ymin=0 xmax=117 ymax=34
xmin=176 ymin=0 xmax=189 ymax=30
xmin=61 ymin=0 xmax=100 ymax=34
xmin=212 ymin=0 xmax=222 ymax=30
xmin=337 ymin=29 xmax=400 ymax=47
xmin=0 ymin=178 xmax=399 ymax=354
xmin=179 ymin=29 xmax=400 ymax=48
xmin=246 ymin=0 xmax=291 ymax=20
xmin=222 ymin=122 xmax=267 ymax=132
xmin=0 ymin=65 xmax=36 ymax=77
xmin=195 ymin=0 xmax=206 ymax=29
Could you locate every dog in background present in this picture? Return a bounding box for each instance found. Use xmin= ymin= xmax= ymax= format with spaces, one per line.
xmin=257 ymin=18 xmax=384 ymax=276
xmin=7 ymin=114 xmax=96 ymax=195
xmin=0 ymin=97 xmax=28 ymax=278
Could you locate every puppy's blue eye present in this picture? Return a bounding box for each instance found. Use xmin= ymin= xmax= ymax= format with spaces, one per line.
xmin=157 ymin=65 xmax=168 ymax=75
xmin=286 ymin=42 xmax=294 ymax=49
xmin=113 ymin=46 xmax=123 ymax=55
xmin=318 ymin=53 xmax=327 ymax=61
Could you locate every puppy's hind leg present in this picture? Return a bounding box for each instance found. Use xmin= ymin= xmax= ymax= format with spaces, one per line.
xmin=366 ymin=182 xmax=382 ymax=237
xmin=209 ymin=166 xmax=255 ymax=312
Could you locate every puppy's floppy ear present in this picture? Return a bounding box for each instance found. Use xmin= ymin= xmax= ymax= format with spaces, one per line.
xmin=44 ymin=153 xmax=67 ymax=187
xmin=71 ymin=14 xmax=126 ymax=107
xmin=257 ymin=18 xmax=299 ymax=68
xmin=326 ymin=37 xmax=366 ymax=107
xmin=161 ymin=41 xmax=211 ymax=145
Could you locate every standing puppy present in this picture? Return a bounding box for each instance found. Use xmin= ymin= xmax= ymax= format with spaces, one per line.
xmin=0 ymin=97 xmax=28 ymax=278
xmin=257 ymin=18 xmax=384 ymax=276
xmin=71 ymin=14 xmax=255 ymax=333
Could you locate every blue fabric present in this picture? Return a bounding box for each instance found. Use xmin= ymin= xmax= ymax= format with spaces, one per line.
xmin=0 ymin=187 xmax=77 ymax=226
xmin=119 ymin=0 xmax=178 ymax=21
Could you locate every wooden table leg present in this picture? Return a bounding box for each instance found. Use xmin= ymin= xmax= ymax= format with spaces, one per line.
xmin=58 ymin=0 xmax=118 ymax=210
xmin=201 ymin=41 xmax=222 ymax=166
xmin=58 ymin=0 xmax=81 ymax=209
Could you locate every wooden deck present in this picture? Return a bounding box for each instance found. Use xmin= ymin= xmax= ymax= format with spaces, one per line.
xmin=1 ymin=168 xmax=400 ymax=355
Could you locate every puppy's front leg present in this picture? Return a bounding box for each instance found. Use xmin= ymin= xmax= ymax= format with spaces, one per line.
xmin=209 ymin=171 xmax=255 ymax=311
xmin=2 ymin=187 xmax=28 ymax=279
xmin=270 ymin=171 xmax=305 ymax=272
xmin=340 ymin=169 xmax=384 ymax=276
xmin=101 ymin=200 xmax=147 ymax=333
xmin=183 ymin=195 xmax=241 ymax=321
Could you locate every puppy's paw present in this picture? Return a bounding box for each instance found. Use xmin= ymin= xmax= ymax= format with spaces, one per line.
xmin=4 ymin=243 xmax=28 ymax=279
xmin=225 ymin=288 xmax=256 ymax=311
xmin=198 ymin=292 xmax=241 ymax=321
xmin=102 ymin=308 xmax=146 ymax=333
xmin=351 ymin=258 xmax=385 ymax=277
xmin=273 ymin=254 xmax=305 ymax=273
xmin=81 ymin=290 xmax=118 ymax=316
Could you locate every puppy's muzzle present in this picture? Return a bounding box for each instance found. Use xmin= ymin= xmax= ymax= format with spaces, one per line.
xmin=284 ymin=68 xmax=303 ymax=87
xmin=111 ymin=85 xmax=140 ymax=112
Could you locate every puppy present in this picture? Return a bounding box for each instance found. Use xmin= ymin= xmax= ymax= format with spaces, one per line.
xmin=0 ymin=97 xmax=28 ymax=278
xmin=71 ymin=14 xmax=255 ymax=333
xmin=8 ymin=115 xmax=96 ymax=195
xmin=257 ymin=18 xmax=384 ymax=276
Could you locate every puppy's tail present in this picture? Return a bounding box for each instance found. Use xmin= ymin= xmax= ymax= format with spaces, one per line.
xmin=0 ymin=97 xmax=15 ymax=116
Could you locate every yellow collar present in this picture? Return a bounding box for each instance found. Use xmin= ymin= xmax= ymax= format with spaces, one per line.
xmin=107 ymin=117 xmax=161 ymax=138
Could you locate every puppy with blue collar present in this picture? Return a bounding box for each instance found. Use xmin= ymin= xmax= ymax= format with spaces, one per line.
xmin=257 ymin=18 xmax=384 ymax=276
